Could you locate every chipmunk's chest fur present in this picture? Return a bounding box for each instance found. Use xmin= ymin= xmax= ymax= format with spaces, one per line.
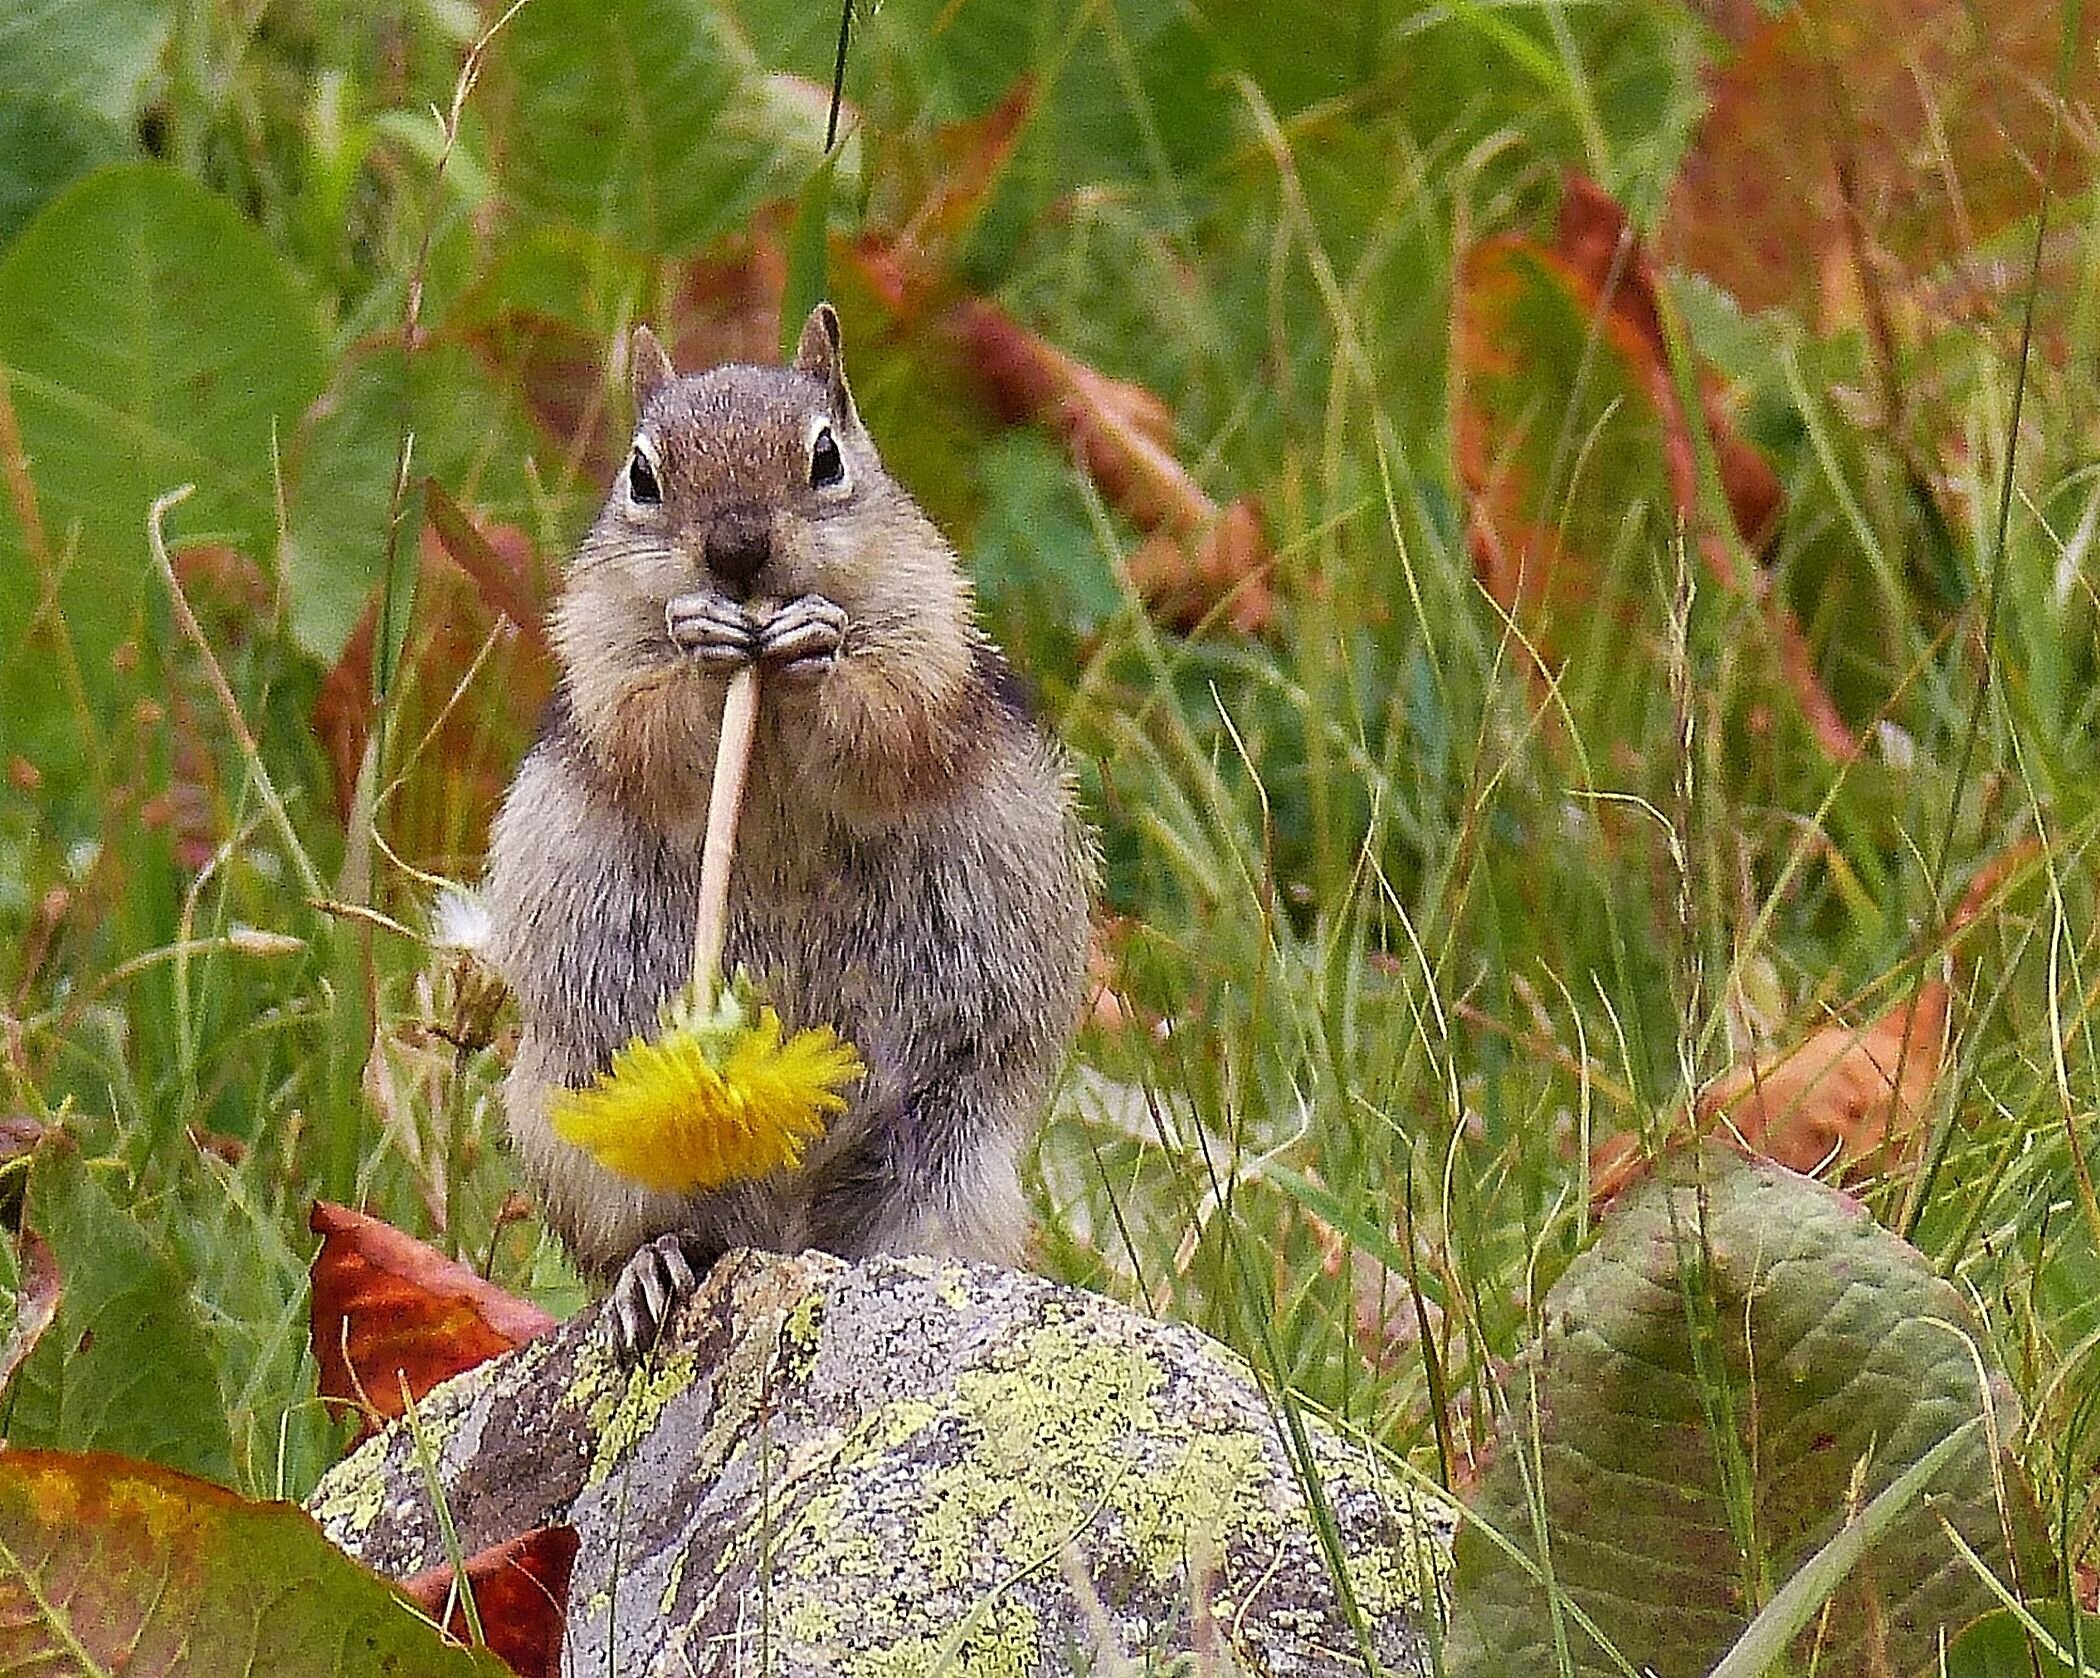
xmin=541 ymin=744 xmax=1022 ymax=1101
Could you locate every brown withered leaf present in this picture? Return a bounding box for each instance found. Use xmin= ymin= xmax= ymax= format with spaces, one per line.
xmin=313 ymin=500 xmax=553 ymax=871
xmin=1591 ymin=845 xmax=2033 ymax=1206
xmin=863 ymin=79 xmax=1037 ymax=321
xmin=1699 ymin=978 xmax=1949 ymax=1182
xmin=950 ymin=298 xmax=1273 ymax=634
xmin=309 ymin=1201 xmax=555 ymax=1439
xmin=0 ymin=1229 xmax=59 ymax=1397
xmin=1667 ymin=0 xmax=2100 ymax=323
xmin=1457 ymin=174 xmax=1855 ymax=758
xmin=401 ymin=1526 xmax=579 ymax=1678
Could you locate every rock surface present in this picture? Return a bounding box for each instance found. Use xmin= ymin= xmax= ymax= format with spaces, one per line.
xmin=309 ymin=1250 xmax=1452 ymax=1676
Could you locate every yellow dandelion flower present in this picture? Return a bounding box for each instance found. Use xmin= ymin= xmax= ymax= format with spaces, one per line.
xmin=550 ymin=983 xmax=863 ymax=1195
xmin=549 ymin=666 xmax=863 ymax=1196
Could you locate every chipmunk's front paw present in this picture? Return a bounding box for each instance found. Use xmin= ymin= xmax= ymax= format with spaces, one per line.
xmin=608 ymin=1231 xmax=713 ymax=1361
xmin=666 ymin=592 xmax=759 ymax=669
xmin=758 ymin=594 xmax=847 ymax=683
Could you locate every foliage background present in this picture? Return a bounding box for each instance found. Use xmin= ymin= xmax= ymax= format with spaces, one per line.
xmin=2 ymin=0 xmax=2099 ymax=1638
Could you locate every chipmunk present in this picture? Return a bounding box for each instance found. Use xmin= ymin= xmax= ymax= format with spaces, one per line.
xmin=484 ymin=305 xmax=1092 ymax=1355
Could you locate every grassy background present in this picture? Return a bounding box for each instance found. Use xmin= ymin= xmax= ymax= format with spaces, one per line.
xmin=2 ymin=0 xmax=2098 ymax=1609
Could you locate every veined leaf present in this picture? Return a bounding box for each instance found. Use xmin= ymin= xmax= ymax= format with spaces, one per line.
xmin=0 ymin=164 xmax=325 ymax=818
xmin=1448 ymin=1141 xmax=2048 ymax=1678
xmin=0 ymin=1448 xmax=514 ymax=1675
xmin=12 ymin=1132 xmax=236 ymax=1486
xmin=0 ymin=0 xmax=172 ymax=125
xmin=492 ymin=0 xmax=820 ymax=256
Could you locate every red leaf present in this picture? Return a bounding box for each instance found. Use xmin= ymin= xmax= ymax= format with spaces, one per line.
xmin=309 ymin=1202 xmax=555 ymax=1439
xmin=400 ymin=1527 xmax=579 ymax=1678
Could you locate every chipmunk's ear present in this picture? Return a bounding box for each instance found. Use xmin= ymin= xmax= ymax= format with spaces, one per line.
xmin=630 ymin=325 xmax=675 ymax=414
xmin=792 ymin=303 xmax=860 ymax=432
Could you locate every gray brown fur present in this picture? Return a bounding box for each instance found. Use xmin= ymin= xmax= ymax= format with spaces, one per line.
xmin=484 ymin=306 xmax=1092 ymax=1285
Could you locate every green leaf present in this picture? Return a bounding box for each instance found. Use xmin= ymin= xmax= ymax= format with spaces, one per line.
xmin=780 ymin=151 xmax=837 ymax=363
xmin=281 ymin=352 xmax=411 ymax=668
xmin=968 ymin=431 xmax=1126 ymax=682
xmin=282 ymin=340 xmax=552 ymax=665
xmin=1946 ymin=1604 xmax=2100 ymax=1678
xmin=0 ymin=1448 xmax=513 ymax=1675
xmin=0 ymin=94 xmax=128 ymax=248
xmin=0 ymin=163 xmax=325 ymax=812
xmin=1448 ymin=1142 xmax=2050 ymax=1678
xmin=0 ymin=0 xmax=172 ymax=125
xmin=1707 ymin=1420 xmax=1986 ymax=1678
xmin=493 ymin=0 xmax=819 ymax=255
xmin=11 ymin=1133 xmax=237 ymax=1487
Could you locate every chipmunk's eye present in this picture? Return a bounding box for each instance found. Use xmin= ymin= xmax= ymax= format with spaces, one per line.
xmin=627 ymin=448 xmax=662 ymax=506
xmin=809 ymin=426 xmax=845 ymax=491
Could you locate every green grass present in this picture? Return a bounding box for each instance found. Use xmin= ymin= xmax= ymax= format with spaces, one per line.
xmin=4 ymin=0 xmax=2100 ymax=1665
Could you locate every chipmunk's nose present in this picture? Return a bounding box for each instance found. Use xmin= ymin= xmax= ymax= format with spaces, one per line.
xmin=703 ymin=512 xmax=771 ymax=597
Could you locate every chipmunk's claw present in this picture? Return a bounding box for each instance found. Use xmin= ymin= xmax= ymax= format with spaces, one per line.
xmin=666 ymin=593 xmax=760 ymax=669
xmin=609 ymin=1231 xmax=709 ymax=1361
xmin=759 ymin=595 xmax=848 ymax=682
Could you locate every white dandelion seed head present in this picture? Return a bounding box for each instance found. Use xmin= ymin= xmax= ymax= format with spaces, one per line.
xmin=431 ymin=885 xmax=494 ymax=955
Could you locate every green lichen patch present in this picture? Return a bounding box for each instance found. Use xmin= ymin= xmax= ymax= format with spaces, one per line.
xmin=859 ymin=1597 xmax=1045 ymax=1678
xmin=304 ymin=1448 xmax=389 ymax=1547
xmin=586 ymin=1343 xmax=701 ymax=1487
xmin=657 ymin=1539 xmax=689 ymax=1617
xmin=780 ymin=1285 xmax=826 ymax=1380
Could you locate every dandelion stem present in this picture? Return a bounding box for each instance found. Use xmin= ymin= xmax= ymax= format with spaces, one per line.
xmin=694 ymin=664 xmax=761 ymax=997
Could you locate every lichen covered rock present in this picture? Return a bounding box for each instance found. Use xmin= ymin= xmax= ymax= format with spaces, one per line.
xmin=308 ymin=1250 xmax=1452 ymax=1675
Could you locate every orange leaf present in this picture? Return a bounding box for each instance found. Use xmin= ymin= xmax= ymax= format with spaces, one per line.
xmin=1456 ymin=173 xmax=1856 ymax=758
xmin=400 ymin=1526 xmax=579 ymax=1678
xmin=309 ymin=1202 xmax=555 ymax=1439
xmin=1700 ymin=980 xmax=1948 ymax=1182
xmin=1591 ymin=846 xmax=2033 ymax=1207
xmin=950 ymin=298 xmax=1274 ymax=633
xmin=874 ymin=79 xmax=1037 ymax=319
xmin=1666 ymin=0 xmax=2099 ymax=323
